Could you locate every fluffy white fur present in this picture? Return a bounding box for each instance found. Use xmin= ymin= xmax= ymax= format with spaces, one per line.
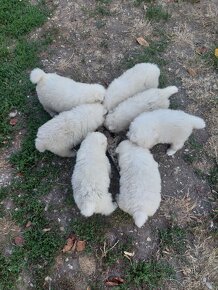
xmin=127 ymin=109 xmax=206 ymax=156
xmin=72 ymin=132 xmax=117 ymax=217
xmin=30 ymin=68 xmax=106 ymax=116
xmin=103 ymin=63 xmax=160 ymax=111
xmin=35 ymin=103 xmax=105 ymax=157
xmin=104 ymin=86 xmax=178 ymax=132
xmin=116 ymin=140 xmax=161 ymax=228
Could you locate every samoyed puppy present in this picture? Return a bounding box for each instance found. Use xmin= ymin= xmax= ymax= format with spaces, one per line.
xmin=116 ymin=140 xmax=161 ymax=228
xmin=103 ymin=63 xmax=160 ymax=111
xmin=35 ymin=103 xmax=105 ymax=157
xmin=72 ymin=132 xmax=117 ymax=217
xmin=127 ymin=109 xmax=206 ymax=156
xmin=104 ymin=86 xmax=178 ymax=132
xmin=30 ymin=68 xmax=106 ymax=116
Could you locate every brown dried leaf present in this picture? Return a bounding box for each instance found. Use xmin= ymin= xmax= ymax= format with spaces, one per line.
xmin=196 ymin=46 xmax=208 ymax=55
xmin=76 ymin=240 xmax=86 ymax=252
xmin=187 ymin=68 xmax=197 ymax=77
xmin=136 ymin=37 xmax=149 ymax=47
xmin=9 ymin=118 xmax=18 ymax=126
xmin=62 ymin=234 xmax=77 ymax=253
xmin=105 ymin=276 xmax=124 ymax=287
xmin=25 ymin=221 xmax=32 ymax=228
xmin=14 ymin=236 xmax=24 ymax=245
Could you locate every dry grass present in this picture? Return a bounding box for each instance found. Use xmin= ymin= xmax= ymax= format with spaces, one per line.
xmin=133 ymin=19 xmax=153 ymax=37
xmin=57 ymin=53 xmax=75 ymax=71
xmin=172 ymin=23 xmax=195 ymax=49
xmin=189 ymin=2 xmax=218 ymax=26
xmin=163 ymin=225 xmax=218 ymax=290
xmin=161 ymin=193 xmax=198 ymax=227
xmin=0 ymin=217 xmax=20 ymax=249
xmin=181 ymin=228 xmax=218 ymax=289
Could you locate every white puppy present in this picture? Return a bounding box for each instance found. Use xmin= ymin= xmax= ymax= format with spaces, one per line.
xmin=116 ymin=140 xmax=161 ymax=228
xmin=127 ymin=109 xmax=206 ymax=156
xmin=72 ymin=132 xmax=117 ymax=217
xmin=35 ymin=103 xmax=105 ymax=157
xmin=105 ymin=86 xmax=178 ymax=132
xmin=103 ymin=63 xmax=160 ymax=111
xmin=30 ymin=68 xmax=106 ymax=116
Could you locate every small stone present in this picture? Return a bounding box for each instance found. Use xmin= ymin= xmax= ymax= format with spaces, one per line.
xmin=45 ymin=276 xmax=52 ymax=282
xmin=147 ymin=237 xmax=151 ymax=242
xmin=9 ymin=110 xmax=18 ymax=118
xmin=67 ymin=264 xmax=74 ymax=270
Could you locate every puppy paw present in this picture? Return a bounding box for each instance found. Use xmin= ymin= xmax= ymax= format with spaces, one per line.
xmin=167 ymin=148 xmax=176 ymax=156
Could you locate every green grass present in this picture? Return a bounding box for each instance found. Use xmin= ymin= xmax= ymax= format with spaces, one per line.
xmin=134 ymin=0 xmax=152 ymax=6
xmin=207 ymin=165 xmax=218 ymax=192
xmin=202 ymin=46 xmax=218 ymax=70
xmin=0 ymin=0 xmax=49 ymax=145
xmin=71 ymin=216 xmax=110 ymax=251
xmin=183 ymin=136 xmax=203 ymax=164
xmin=0 ymin=1 xmax=66 ymax=288
xmin=0 ymin=0 xmax=48 ymax=38
xmin=119 ymin=260 xmax=174 ymax=289
xmin=188 ymin=136 xmax=203 ymax=151
xmin=102 ymin=236 xmax=133 ymax=266
xmin=95 ymin=5 xmax=111 ymax=16
xmin=146 ymin=5 xmax=170 ymax=21
xmin=0 ymin=115 xmax=64 ymax=287
xmin=96 ymin=0 xmax=112 ymax=3
xmin=0 ymin=249 xmax=25 ymax=290
xmin=159 ymin=226 xmax=187 ymax=254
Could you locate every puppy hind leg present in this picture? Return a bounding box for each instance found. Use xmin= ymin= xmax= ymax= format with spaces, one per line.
xmin=80 ymin=203 xmax=95 ymax=217
xmin=57 ymin=148 xmax=76 ymax=158
xmin=167 ymin=142 xmax=184 ymax=156
xmin=44 ymin=107 xmax=57 ymax=117
xmin=133 ymin=211 xmax=148 ymax=228
xmin=103 ymin=202 xmax=118 ymax=216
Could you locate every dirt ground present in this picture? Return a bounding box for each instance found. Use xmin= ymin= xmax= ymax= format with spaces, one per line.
xmin=1 ymin=0 xmax=217 ymax=289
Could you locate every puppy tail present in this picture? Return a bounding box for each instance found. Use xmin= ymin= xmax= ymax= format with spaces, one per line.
xmin=133 ymin=211 xmax=148 ymax=228
xmin=35 ymin=138 xmax=46 ymax=153
xmin=160 ymin=86 xmax=178 ymax=99
xmin=30 ymin=68 xmax=46 ymax=84
xmin=190 ymin=116 xmax=206 ymax=129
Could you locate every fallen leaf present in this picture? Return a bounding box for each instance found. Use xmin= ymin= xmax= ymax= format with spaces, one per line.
xmin=123 ymin=251 xmax=134 ymax=257
xmin=187 ymin=68 xmax=197 ymax=77
xmin=42 ymin=228 xmax=51 ymax=232
xmin=105 ymin=276 xmax=124 ymax=287
xmin=25 ymin=221 xmax=32 ymax=228
xmin=136 ymin=37 xmax=149 ymax=47
xmin=196 ymin=46 xmax=208 ymax=55
xmin=62 ymin=234 xmax=77 ymax=253
xmin=143 ymin=4 xmax=147 ymax=11
xmin=215 ymin=48 xmax=218 ymax=58
xmin=14 ymin=236 xmax=24 ymax=245
xmin=76 ymin=240 xmax=86 ymax=252
xmin=9 ymin=118 xmax=18 ymax=126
